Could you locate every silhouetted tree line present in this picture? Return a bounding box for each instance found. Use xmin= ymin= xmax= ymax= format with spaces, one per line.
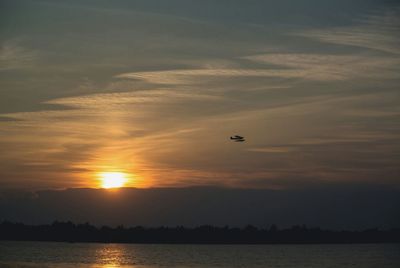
xmin=0 ymin=221 xmax=399 ymax=244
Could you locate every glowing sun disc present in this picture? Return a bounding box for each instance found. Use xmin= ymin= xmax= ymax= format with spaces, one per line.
xmin=100 ymin=172 xmax=128 ymax=189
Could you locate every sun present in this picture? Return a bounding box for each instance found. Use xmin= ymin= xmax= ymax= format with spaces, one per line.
xmin=100 ymin=172 xmax=128 ymax=189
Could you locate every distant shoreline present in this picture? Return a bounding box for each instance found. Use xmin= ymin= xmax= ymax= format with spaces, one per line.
xmin=1 ymin=221 xmax=399 ymax=244
xmin=2 ymin=240 xmax=400 ymax=245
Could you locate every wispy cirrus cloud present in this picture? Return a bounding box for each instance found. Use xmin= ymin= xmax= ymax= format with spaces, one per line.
xmin=118 ymin=64 xmax=366 ymax=84
xmin=296 ymin=8 xmax=400 ymax=54
xmin=0 ymin=40 xmax=37 ymax=71
xmin=117 ymin=49 xmax=400 ymax=85
xmin=45 ymin=89 xmax=224 ymax=108
xmin=116 ymin=68 xmax=307 ymax=84
xmin=243 ymin=53 xmax=400 ymax=81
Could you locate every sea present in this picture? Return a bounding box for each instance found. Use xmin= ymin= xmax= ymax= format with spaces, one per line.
xmin=0 ymin=241 xmax=399 ymax=267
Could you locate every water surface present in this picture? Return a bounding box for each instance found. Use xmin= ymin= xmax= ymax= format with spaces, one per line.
xmin=0 ymin=241 xmax=399 ymax=267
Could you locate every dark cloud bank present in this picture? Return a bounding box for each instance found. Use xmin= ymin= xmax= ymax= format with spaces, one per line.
xmin=1 ymin=186 xmax=399 ymax=230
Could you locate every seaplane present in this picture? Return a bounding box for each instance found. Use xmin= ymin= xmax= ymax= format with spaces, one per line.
xmin=230 ymin=135 xmax=245 ymax=142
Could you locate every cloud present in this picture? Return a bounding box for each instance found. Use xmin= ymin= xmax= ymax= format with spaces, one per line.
xmin=0 ymin=85 xmax=229 ymax=189
xmin=117 ymin=48 xmax=400 ymax=85
xmin=45 ymin=89 xmax=223 ymax=108
xmin=243 ymin=53 xmax=400 ymax=81
xmin=118 ymin=65 xmax=368 ymax=84
xmin=295 ymin=7 xmax=400 ymax=54
xmin=0 ymin=40 xmax=37 ymax=71
xmin=0 ymin=88 xmax=224 ymax=124
xmin=1 ymin=75 xmax=399 ymax=190
xmin=116 ymin=68 xmax=306 ymax=84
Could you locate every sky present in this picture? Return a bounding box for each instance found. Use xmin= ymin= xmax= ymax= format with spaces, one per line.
xmin=0 ymin=0 xmax=399 ymax=193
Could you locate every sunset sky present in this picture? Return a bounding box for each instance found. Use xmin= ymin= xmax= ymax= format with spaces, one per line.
xmin=1 ymin=0 xmax=399 ymax=191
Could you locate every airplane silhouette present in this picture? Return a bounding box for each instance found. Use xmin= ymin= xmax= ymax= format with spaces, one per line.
xmin=230 ymin=135 xmax=245 ymax=142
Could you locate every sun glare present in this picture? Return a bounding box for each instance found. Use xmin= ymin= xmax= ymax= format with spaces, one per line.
xmin=100 ymin=172 xmax=128 ymax=189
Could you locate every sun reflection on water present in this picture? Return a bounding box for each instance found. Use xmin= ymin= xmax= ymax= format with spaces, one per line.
xmin=94 ymin=244 xmax=128 ymax=267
